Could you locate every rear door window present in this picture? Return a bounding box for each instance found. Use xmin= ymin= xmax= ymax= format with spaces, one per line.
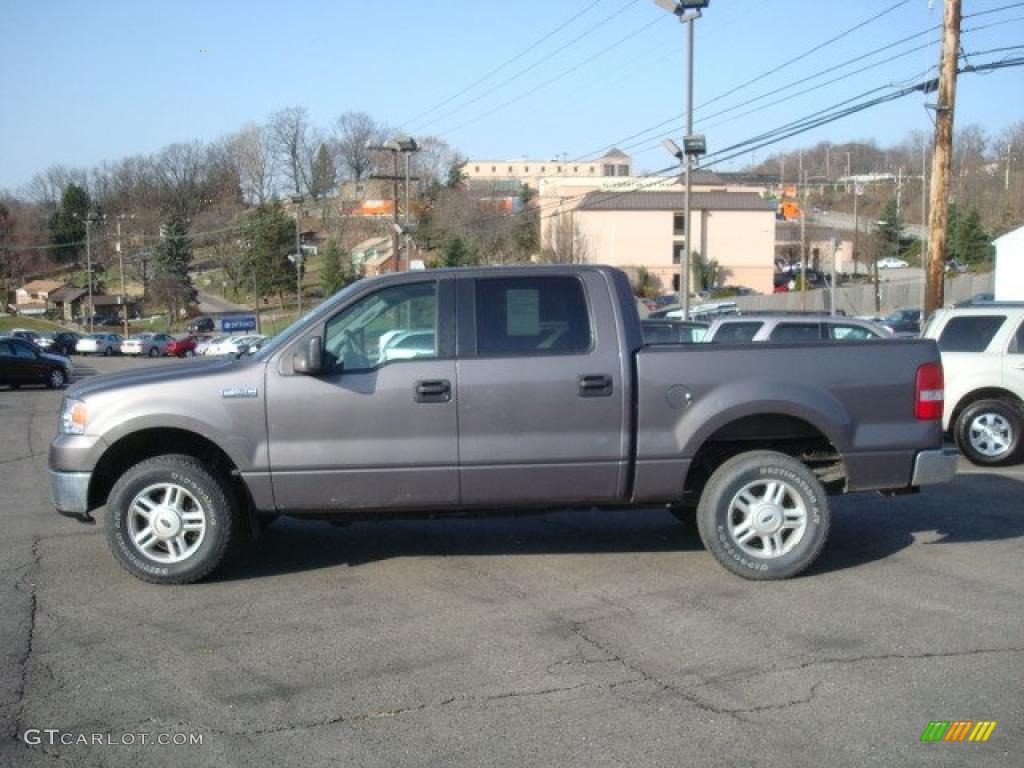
xmin=937 ymin=316 xmax=1006 ymax=352
xmin=475 ymin=276 xmax=591 ymax=356
xmin=829 ymin=324 xmax=879 ymax=340
xmin=712 ymin=322 xmax=762 ymax=344
xmin=769 ymin=322 xmax=822 ymax=342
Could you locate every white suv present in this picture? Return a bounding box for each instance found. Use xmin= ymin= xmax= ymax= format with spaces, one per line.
xmin=922 ymin=305 xmax=1024 ymax=465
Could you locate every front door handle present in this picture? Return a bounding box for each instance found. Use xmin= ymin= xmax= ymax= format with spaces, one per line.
xmin=578 ymin=373 xmax=613 ymax=398
xmin=415 ymin=379 xmax=451 ymax=403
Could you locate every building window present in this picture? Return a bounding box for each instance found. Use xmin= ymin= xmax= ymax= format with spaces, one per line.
xmin=508 ymin=166 xmax=513 ymax=173
xmin=673 ymin=214 xmax=686 ymax=236
xmin=589 ymin=166 xmax=595 ymax=173
xmin=525 ymin=166 xmax=529 ymax=173
xmin=617 ymin=164 xmax=630 ymax=176
xmin=491 ymin=166 xmax=496 ymax=172
xmin=672 ymin=243 xmax=686 ymax=264
xmin=557 ymin=166 xmax=562 ymax=173
xmin=573 ymin=166 xmax=578 ymax=173
xmin=475 ymin=166 xmax=480 ymax=172
xmin=603 ymin=164 xmax=615 ymax=176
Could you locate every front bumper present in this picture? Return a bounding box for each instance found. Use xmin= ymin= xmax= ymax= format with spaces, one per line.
xmin=911 ymin=447 xmax=958 ymax=486
xmin=49 ymin=469 xmax=93 ymax=521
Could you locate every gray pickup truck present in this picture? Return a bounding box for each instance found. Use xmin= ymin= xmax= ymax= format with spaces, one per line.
xmin=49 ymin=265 xmax=956 ymax=584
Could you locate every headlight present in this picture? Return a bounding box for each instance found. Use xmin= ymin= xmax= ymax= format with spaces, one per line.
xmin=59 ymin=398 xmax=88 ymax=435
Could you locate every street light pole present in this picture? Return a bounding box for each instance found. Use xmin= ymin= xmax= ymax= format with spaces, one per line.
xmin=290 ymin=196 xmax=304 ymax=317
xmin=655 ymin=0 xmax=708 ymax=320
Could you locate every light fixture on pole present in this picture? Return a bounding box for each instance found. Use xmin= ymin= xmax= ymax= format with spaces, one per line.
xmin=369 ymin=137 xmax=420 ymax=271
xmin=654 ymin=0 xmax=709 ymax=320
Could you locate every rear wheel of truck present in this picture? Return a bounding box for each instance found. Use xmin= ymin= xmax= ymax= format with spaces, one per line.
xmin=955 ymin=399 xmax=1022 ymax=466
xmin=106 ymin=455 xmax=240 ymax=585
xmin=696 ymin=450 xmax=830 ymax=580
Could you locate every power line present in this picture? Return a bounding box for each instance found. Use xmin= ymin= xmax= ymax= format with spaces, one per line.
xmin=435 ymin=16 xmax=665 ymax=137
xmin=397 ymin=0 xmax=606 ymax=130
xmin=410 ymin=0 xmax=642 ymax=133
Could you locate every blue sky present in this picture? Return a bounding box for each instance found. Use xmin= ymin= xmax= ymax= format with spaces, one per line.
xmin=2 ymin=0 xmax=1021 ymax=190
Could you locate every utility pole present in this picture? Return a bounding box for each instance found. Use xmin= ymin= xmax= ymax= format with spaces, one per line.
xmin=682 ymin=13 xmax=695 ymax=320
xmin=799 ymin=169 xmax=807 ymax=311
xmin=1007 ymin=142 xmax=1013 ymax=191
xmin=896 ymin=167 xmax=903 ymax=217
xmin=85 ymin=217 xmax=94 ymax=333
xmin=852 ymin=185 xmax=860 ymax=275
xmin=116 ymin=216 xmax=128 ymax=337
xmin=294 ymin=201 xmax=303 ymax=317
xmin=925 ymin=0 xmax=962 ymax=316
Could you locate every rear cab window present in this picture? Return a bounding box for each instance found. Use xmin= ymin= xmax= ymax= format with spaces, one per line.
xmin=474 ymin=276 xmax=591 ymax=356
xmin=768 ymin=323 xmax=822 ymax=342
xmin=712 ymin=322 xmax=763 ymax=344
xmin=937 ymin=315 xmax=1006 ymax=352
xmin=829 ymin=324 xmax=879 ymax=341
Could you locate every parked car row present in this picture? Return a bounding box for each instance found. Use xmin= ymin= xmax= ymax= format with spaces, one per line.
xmin=196 ymin=334 xmax=268 ymax=356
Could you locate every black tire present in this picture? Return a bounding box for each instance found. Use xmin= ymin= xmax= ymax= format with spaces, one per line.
xmin=148 ymin=346 xmax=159 ymax=357
xmin=954 ymin=399 xmax=1023 ymax=467
xmin=106 ymin=455 xmax=240 ymax=585
xmin=696 ymin=450 xmax=830 ymax=580
xmin=103 ymin=346 xmax=112 ymax=357
xmin=47 ymin=367 xmax=66 ymax=389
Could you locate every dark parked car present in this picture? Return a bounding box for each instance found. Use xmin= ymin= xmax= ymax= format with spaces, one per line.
xmin=880 ymin=309 xmax=922 ymax=335
xmin=953 ymin=293 xmax=994 ymax=308
xmin=0 ymin=337 xmax=73 ymax=389
xmin=187 ymin=316 xmax=215 ymax=333
xmin=48 ymin=331 xmax=83 ymax=356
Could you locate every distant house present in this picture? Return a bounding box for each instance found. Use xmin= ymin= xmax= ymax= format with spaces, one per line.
xmin=14 ymin=279 xmax=65 ymax=315
xmin=351 ymin=237 xmax=393 ymax=277
xmin=81 ymin=294 xmax=141 ymax=321
xmin=47 ymin=285 xmax=88 ymax=321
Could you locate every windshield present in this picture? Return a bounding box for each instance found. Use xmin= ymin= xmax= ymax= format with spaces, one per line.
xmin=252 ymin=279 xmax=367 ymax=362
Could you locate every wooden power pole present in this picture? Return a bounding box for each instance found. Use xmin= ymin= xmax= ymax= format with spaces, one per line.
xmin=924 ymin=0 xmax=962 ymax=316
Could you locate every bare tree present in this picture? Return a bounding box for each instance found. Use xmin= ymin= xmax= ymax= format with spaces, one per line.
xmin=153 ymin=141 xmax=207 ymax=218
xmin=332 ymin=111 xmax=386 ymax=181
xmin=270 ymin=107 xmax=317 ymax=197
xmin=25 ymin=166 xmax=89 ymax=207
xmin=411 ymin=136 xmax=463 ymax=192
xmin=543 ymin=212 xmax=588 ymax=264
xmin=229 ymin=123 xmax=276 ymax=205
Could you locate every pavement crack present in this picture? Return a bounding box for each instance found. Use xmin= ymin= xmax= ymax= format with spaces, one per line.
xmin=8 ymin=538 xmax=42 ymax=744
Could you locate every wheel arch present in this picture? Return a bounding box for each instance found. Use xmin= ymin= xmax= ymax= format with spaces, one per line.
xmin=89 ymin=427 xmax=253 ymax=515
xmin=683 ymin=413 xmax=846 ymax=500
xmin=950 ymin=387 xmax=1024 ymax=432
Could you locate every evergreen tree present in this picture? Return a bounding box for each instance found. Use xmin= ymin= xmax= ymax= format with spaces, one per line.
xmin=956 ymin=207 xmax=993 ymax=264
xmin=441 ymin=235 xmax=474 ymax=267
xmin=243 ymin=202 xmax=297 ymax=308
xmin=320 ymin=238 xmax=345 ymax=296
xmin=310 ymin=144 xmax=336 ymax=199
xmin=151 ymin=212 xmax=197 ymax=322
xmin=49 ymin=184 xmax=91 ymax=263
xmin=875 ymin=198 xmax=905 ymax=259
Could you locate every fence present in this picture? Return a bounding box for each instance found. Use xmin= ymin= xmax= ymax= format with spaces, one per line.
xmin=731 ymin=272 xmax=994 ymax=316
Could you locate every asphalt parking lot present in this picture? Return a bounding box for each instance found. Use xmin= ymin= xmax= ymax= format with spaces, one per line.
xmin=2 ymin=355 xmax=1022 ymax=767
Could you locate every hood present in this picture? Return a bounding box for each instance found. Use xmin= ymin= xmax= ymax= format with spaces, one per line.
xmin=68 ymin=356 xmax=257 ymax=400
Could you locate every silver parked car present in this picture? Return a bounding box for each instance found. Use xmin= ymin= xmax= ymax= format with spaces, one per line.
xmin=705 ymin=315 xmax=892 ymax=344
xmin=121 ymin=332 xmax=173 ymax=357
xmin=76 ymin=333 xmax=123 ymax=356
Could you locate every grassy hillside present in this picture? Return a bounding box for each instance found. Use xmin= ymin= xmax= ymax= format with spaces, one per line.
xmin=0 ymin=315 xmax=69 ymax=334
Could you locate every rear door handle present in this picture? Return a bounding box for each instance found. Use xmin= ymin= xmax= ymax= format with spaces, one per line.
xmin=415 ymin=379 xmax=451 ymax=403
xmin=577 ymin=373 xmax=613 ymax=397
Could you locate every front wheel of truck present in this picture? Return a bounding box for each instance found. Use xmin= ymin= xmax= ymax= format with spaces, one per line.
xmin=696 ymin=450 xmax=830 ymax=580
xmin=106 ymin=455 xmax=240 ymax=584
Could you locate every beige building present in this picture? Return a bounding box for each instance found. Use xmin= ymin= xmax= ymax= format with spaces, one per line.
xmin=571 ymin=191 xmax=777 ymax=295
xmin=464 ymin=148 xmax=633 ymax=188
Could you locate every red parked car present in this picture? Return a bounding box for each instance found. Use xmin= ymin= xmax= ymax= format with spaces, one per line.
xmin=165 ymin=335 xmax=198 ymax=357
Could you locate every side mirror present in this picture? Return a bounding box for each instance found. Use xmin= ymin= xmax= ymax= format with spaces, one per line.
xmin=293 ymin=336 xmax=323 ymax=375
